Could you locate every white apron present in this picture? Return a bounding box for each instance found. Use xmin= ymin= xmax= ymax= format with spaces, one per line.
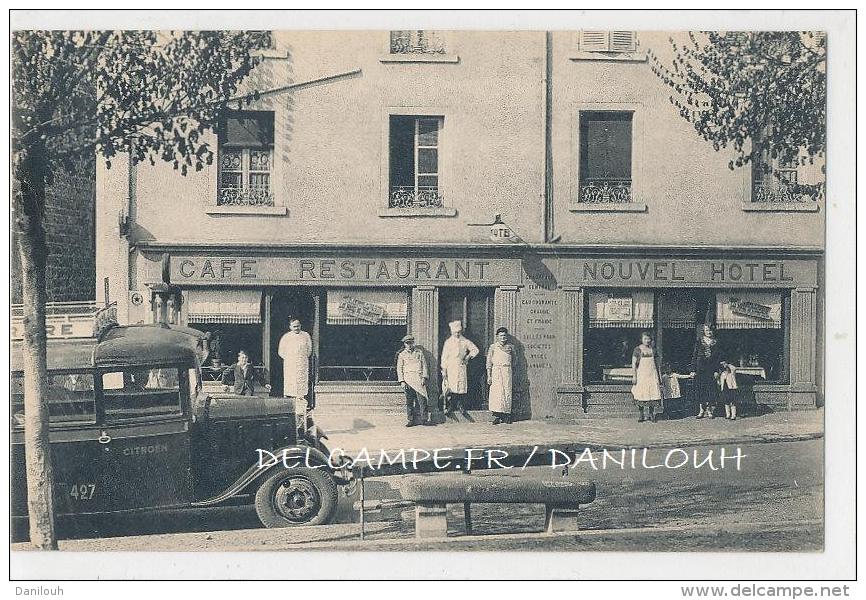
xmin=631 ymin=348 xmax=662 ymax=402
xmin=441 ymin=335 xmax=479 ymax=394
xmin=278 ymin=330 xmax=312 ymax=398
xmin=487 ymin=344 xmax=513 ymax=413
xmin=397 ymin=348 xmax=428 ymax=399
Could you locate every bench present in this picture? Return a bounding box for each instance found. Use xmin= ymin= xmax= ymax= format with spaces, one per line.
xmin=400 ymin=474 xmax=597 ymax=538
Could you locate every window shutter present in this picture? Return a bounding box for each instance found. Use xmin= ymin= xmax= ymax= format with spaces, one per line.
xmin=610 ymin=31 xmax=637 ymax=52
xmin=579 ymin=31 xmax=611 ymax=52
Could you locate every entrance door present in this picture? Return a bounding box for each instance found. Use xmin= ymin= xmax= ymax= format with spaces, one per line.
xmin=438 ymin=288 xmax=493 ymax=410
xmin=270 ymin=289 xmax=317 ymax=400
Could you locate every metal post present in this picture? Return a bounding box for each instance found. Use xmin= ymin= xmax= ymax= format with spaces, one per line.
xmin=359 ymin=472 xmax=366 ymax=541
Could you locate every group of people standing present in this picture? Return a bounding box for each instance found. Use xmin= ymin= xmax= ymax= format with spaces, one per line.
xmin=397 ymin=320 xmax=516 ymax=427
xmin=630 ymin=324 xmax=743 ymax=423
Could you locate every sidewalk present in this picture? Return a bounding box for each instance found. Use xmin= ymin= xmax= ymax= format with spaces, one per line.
xmin=317 ymin=408 xmax=823 ymax=459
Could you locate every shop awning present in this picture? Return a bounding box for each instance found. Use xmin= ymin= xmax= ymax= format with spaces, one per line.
xmin=326 ymin=289 xmax=408 ymax=326
xmin=588 ymin=291 xmax=654 ymax=328
xmin=186 ymin=289 xmax=262 ymax=324
xmin=715 ymin=291 xmax=782 ymax=329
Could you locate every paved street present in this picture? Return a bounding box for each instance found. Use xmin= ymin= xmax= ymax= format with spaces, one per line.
xmin=13 ymin=437 xmax=823 ymax=552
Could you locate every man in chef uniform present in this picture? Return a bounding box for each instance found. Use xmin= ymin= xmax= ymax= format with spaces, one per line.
xmin=441 ymin=320 xmax=480 ymax=419
xmin=278 ymin=318 xmax=313 ymax=411
xmin=396 ymin=333 xmax=432 ymax=427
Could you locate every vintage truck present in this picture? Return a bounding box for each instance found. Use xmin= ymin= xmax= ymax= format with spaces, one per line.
xmin=11 ymin=323 xmax=349 ymax=537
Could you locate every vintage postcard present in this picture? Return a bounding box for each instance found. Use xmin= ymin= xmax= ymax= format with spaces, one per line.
xmin=7 ymin=9 xmax=856 ymax=586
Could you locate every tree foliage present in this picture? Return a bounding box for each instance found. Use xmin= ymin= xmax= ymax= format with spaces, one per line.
xmin=10 ymin=29 xmax=270 ymax=549
xmin=12 ymin=30 xmax=271 ymax=186
xmin=650 ymin=31 xmax=826 ymax=199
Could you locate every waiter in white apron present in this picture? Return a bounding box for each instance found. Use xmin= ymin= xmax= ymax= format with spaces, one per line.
xmin=441 ymin=320 xmax=479 ymax=418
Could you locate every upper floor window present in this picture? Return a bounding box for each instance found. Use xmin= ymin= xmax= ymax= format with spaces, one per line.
xmin=390 ymin=30 xmax=446 ymax=55
xmin=579 ymin=31 xmax=637 ymax=53
xmin=579 ymin=111 xmax=633 ymax=203
xmin=389 ymin=115 xmax=444 ymax=209
xmin=218 ymin=111 xmax=275 ymax=207
xmin=751 ymin=137 xmax=809 ymax=203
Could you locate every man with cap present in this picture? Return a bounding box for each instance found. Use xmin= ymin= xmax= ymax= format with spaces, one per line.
xmin=396 ymin=333 xmax=431 ymax=427
xmin=441 ymin=320 xmax=480 ymax=419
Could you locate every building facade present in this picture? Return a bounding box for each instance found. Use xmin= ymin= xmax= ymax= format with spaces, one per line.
xmin=95 ymin=31 xmax=824 ymax=419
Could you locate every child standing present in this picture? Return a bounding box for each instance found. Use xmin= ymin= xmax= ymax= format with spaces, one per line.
xmin=719 ymin=361 xmax=739 ymax=420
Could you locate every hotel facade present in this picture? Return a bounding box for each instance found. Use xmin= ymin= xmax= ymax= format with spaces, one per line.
xmin=96 ymin=31 xmax=824 ymax=419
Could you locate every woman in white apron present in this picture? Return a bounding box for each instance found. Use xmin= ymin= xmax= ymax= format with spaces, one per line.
xmin=631 ymin=331 xmax=664 ymax=423
xmin=487 ymin=327 xmax=514 ymax=425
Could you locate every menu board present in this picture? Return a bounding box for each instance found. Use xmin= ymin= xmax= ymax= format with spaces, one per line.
xmin=520 ymin=259 xmax=561 ymax=418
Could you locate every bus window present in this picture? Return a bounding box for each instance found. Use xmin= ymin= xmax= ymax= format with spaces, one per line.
xmin=102 ymin=368 xmax=183 ymax=420
xmin=10 ymin=372 xmax=96 ymax=427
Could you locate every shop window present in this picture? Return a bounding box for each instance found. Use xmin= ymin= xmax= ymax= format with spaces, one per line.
xmin=579 ymin=31 xmax=637 ymax=53
xmin=389 ymin=115 xmax=444 ymax=209
xmin=587 ymin=288 xmax=788 ymax=385
xmin=714 ymin=291 xmax=787 ymax=383
xmin=318 ymin=289 xmax=408 ymax=382
xmin=390 ymin=30 xmax=447 ymax=55
xmin=579 ymin=111 xmax=633 ymax=203
xmin=584 ymin=290 xmax=654 ymax=383
xmin=217 ymin=111 xmax=275 ymax=207
xmin=186 ymin=289 xmax=264 ymax=380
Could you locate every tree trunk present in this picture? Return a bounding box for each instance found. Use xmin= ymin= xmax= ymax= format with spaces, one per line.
xmin=14 ymin=150 xmax=58 ymax=550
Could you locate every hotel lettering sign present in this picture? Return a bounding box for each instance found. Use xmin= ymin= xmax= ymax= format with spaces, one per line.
xmin=171 ymin=256 xmax=522 ymax=286
xmin=563 ymin=259 xmax=817 ymax=288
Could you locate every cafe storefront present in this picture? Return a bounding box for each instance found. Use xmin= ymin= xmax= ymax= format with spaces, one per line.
xmin=143 ymin=247 xmax=821 ymax=419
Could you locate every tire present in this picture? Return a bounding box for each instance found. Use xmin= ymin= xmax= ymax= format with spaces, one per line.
xmin=254 ymin=467 xmax=338 ymax=528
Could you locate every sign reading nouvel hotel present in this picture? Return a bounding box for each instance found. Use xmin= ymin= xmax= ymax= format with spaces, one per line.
xmin=171 ymin=256 xmax=522 ymax=286
xmin=565 ymin=259 xmax=817 ymax=287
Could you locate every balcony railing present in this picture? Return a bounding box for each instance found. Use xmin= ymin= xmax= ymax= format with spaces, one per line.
xmin=390 ymin=30 xmax=446 ymax=55
xmin=218 ymin=186 xmax=275 ymax=207
xmin=579 ymin=179 xmax=633 ymax=203
xmin=751 ymin=181 xmax=810 ymax=203
xmin=389 ymin=185 xmax=445 ymax=209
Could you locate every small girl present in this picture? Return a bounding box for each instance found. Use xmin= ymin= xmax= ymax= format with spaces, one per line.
xmin=719 ymin=361 xmax=740 ymax=420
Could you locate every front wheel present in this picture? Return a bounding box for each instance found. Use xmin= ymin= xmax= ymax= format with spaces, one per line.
xmin=254 ymin=467 xmax=338 ymax=528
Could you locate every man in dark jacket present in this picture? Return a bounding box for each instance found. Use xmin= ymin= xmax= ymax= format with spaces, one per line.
xmin=221 ymin=350 xmax=271 ymax=396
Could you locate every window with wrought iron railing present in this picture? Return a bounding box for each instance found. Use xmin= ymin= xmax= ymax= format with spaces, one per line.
xmin=578 ymin=111 xmax=634 ymax=203
xmin=390 ymin=30 xmax=446 ymax=55
xmin=751 ymin=143 xmax=806 ymax=203
xmin=389 ymin=115 xmax=445 ymax=209
xmin=218 ymin=111 xmax=275 ymax=207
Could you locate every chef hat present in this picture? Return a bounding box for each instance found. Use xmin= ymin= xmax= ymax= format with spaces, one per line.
xmin=448 ymin=320 xmax=463 ymax=333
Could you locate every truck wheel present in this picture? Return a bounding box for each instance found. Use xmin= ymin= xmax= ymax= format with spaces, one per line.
xmin=254 ymin=467 xmax=338 ymax=528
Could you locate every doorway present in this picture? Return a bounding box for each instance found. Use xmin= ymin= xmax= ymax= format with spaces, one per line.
xmin=438 ymin=288 xmax=494 ymax=410
xmin=269 ymin=289 xmax=317 ymax=398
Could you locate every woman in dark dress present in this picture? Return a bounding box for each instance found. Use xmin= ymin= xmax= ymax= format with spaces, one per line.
xmin=690 ymin=323 xmax=722 ymax=419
